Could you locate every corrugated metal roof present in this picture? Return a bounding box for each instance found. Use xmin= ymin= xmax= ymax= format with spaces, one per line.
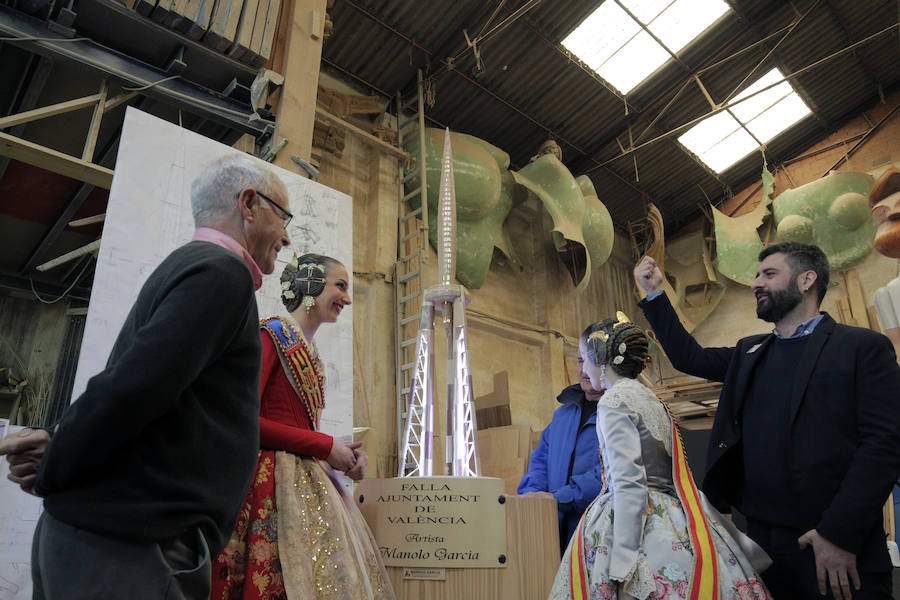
xmin=321 ymin=0 xmax=900 ymax=234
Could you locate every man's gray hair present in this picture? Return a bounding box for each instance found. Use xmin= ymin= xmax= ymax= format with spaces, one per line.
xmin=190 ymin=154 xmax=286 ymax=226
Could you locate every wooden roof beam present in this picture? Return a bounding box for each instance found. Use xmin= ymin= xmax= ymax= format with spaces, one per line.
xmin=0 ymin=132 xmax=113 ymax=189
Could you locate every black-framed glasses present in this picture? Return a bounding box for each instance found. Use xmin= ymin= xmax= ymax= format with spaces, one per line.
xmin=256 ymin=190 xmax=293 ymax=227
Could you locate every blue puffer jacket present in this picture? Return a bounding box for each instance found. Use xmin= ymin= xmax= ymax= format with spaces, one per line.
xmin=517 ymin=383 xmax=604 ymax=552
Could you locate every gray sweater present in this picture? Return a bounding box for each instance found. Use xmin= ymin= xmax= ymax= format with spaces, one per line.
xmin=36 ymin=241 xmax=262 ymax=554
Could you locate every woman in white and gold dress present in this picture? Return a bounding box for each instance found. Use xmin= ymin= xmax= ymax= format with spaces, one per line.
xmin=549 ymin=315 xmax=771 ymax=600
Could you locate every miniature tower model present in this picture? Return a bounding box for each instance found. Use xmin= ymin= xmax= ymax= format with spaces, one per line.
xmin=398 ymin=129 xmax=480 ymax=478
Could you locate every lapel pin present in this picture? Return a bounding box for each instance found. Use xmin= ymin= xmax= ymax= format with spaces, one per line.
xmin=747 ymin=343 xmax=761 ymax=354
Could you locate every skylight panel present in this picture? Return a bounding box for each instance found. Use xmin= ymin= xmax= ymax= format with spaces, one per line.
xmin=677 ymin=68 xmax=813 ymax=172
xmin=599 ymin=31 xmax=671 ymax=94
xmin=745 ymin=93 xmax=812 ymax=142
xmin=677 ymin=111 xmax=742 ymax=156
xmin=729 ymin=70 xmax=793 ymax=122
xmin=562 ymin=0 xmax=731 ymax=94
xmin=645 ymin=0 xmax=729 ymax=53
xmin=621 ymin=0 xmax=670 ymax=23
xmin=562 ymin=2 xmax=639 ymax=71
xmin=698 ymin=128 xmax=759 ymax=173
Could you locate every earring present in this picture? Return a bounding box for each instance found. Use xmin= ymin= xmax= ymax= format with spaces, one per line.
xmin=304 ymin=295 xmax=316 ymax=314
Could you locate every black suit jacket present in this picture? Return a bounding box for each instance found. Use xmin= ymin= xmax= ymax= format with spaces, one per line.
xmin=640 ymin=293 xmax=900 ymax=572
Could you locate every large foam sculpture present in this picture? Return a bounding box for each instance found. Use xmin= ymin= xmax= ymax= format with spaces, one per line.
xmin=869 ymin=166 xmax=900 ymax=363
xmin=713 ymin=167 xmax=876 ymax=285
xmin=774 ymin=171 xmax=875 ymax=269
xmin=713 ymin=167 xmax=775 ymax=285
xmin=402 ymin=128 xmax=614 ymax=290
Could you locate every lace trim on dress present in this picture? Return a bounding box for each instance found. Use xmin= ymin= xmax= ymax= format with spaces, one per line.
xmin=620 ymin=552 xmax=655 ymax=599
xmin=598 ymin=379 xmax=672 ymax=455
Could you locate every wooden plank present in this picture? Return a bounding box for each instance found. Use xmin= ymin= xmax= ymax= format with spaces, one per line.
xmin=182 ymin=0 xmax=215 ymax=38
xmin=166 ymin=0 xmax=191 ymax=29
xmin=868 ymin=305 xmax=883 ymax=333
xmin=135 ymin=0 xmax=158 ymax=16
xmin=835 ymin=297 xmax=856 ymax=326
xmin=0 ymin=94 xmax=101 ymax=129
xmin=0 ymin=132 xmax=114 ymax=190
xmin=475 ymin=428 xmax=519 ymax=463
xmin=83 ymin=80 xmax=108 ymax=161
xmin=204 ymin=0 xmax=245 ymax=52
xmin=35 ymin=239 xmax=101 ymax=272
xmin=270 ymin=0 xmax=327 ymax=169
xmin=480 ymin=458 xmax=526 ymax=495
xmin=150 ymin=0 xmax=174 ymax=23
xmin=69 ymin=213 xmax=106 ymax=227
xmin=103 ymin=91 xmax=139 ymax=112
xmin=315 ymin=107 xmax=409 ymax=161
xmin=846 ymin=269 xmax=870 ymax=329
xmin=244 ymin=0 xmax=271 ymax=65
xmin=679 ymin=416 xmax=716 ymax=430
xmin=255 ymin=0 xmax=281 ymax=66
xmin=227 ymin=0 xmax=258 ymax=60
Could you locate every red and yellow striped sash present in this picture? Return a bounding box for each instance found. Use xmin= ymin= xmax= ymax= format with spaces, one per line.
xmin=569 ymin=506 xmax=590 ymax=600
xmin=671 ymin=415 xmax=719 ymax=599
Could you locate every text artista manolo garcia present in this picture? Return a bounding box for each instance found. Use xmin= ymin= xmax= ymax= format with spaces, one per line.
xmin=379 ymin=481 xmax=480 ymax=524
xmin=370 ymin=480 xmax=507 ymax=564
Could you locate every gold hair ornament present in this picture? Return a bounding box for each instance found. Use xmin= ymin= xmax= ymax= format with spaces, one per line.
xmin=589 ymin=330 xmax=609 ymax=342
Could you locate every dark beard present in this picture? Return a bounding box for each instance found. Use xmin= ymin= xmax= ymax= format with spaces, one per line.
xmin=756 ymin=280 xmax=803 ymax=322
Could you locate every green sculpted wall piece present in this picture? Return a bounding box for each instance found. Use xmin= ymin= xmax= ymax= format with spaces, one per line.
xmin=713 ymin=167 xmax=876 ymax=286
xmin=773 ymin=171 xmax=875 ymax=270
xmin=402 ymin=128 xmax=614 ymax=290
xmin=713 ymin=196 xmax=772 ymax=286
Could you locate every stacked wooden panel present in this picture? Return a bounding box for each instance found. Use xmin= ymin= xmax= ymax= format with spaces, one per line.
xmin=654 ymin=379 xmax=723 ymax=430
xmin=119 ymin=0 xmax=281 ymax=67
xmin=475 ymin=424 xmax=532 ymax=495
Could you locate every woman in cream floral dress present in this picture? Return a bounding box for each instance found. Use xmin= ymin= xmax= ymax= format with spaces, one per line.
xmin=549 ymin=315 xmax=771 ymax=600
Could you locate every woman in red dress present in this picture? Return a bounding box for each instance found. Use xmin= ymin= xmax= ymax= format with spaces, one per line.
xmin=211 ymin=253 xmax=394 ymax=600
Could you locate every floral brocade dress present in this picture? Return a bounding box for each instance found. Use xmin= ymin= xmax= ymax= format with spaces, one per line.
xmin=549 ymin=378 xmax=772 ymax=600
xmin=211 ymin=317 xmax=394 ymax=600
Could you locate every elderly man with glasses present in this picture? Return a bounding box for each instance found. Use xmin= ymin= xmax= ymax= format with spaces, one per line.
xmin=0 ymin=154 xmax=292 ymax=600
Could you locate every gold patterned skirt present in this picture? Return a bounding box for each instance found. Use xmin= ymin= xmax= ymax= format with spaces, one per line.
xmin=275 ymin=453 xmax=395 ymax=600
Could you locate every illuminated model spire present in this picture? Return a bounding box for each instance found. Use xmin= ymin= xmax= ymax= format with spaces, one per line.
xmin=399 ymin=129 xmax=479 ymax=477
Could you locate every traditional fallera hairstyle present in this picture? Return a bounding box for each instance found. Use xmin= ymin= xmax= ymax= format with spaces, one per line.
xmin=584 ymin=312 xmax=650 ymax=379
xmin=758 ymin=242 xmax=830 ymax=304
xmin=280 ymin=253 xmax=342 ymax=312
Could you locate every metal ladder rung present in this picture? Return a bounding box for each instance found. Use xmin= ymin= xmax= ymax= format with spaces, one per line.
xmin=401 ymin=207 xmax=423 ymax=222
xmin=400 ymin=387 xmax=411 ymax=396
xmin=399 ymin=291 xmax=421 ymax=303
xmin=402 ymin=169 xmax=419 ymax=183
xmin=400 ymin=313 xmax=421 ymax=325
xmin=400 ymin=338 xmax=418 ymax=349
xmin=400 ymin=362 xmax=416 ymax=371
